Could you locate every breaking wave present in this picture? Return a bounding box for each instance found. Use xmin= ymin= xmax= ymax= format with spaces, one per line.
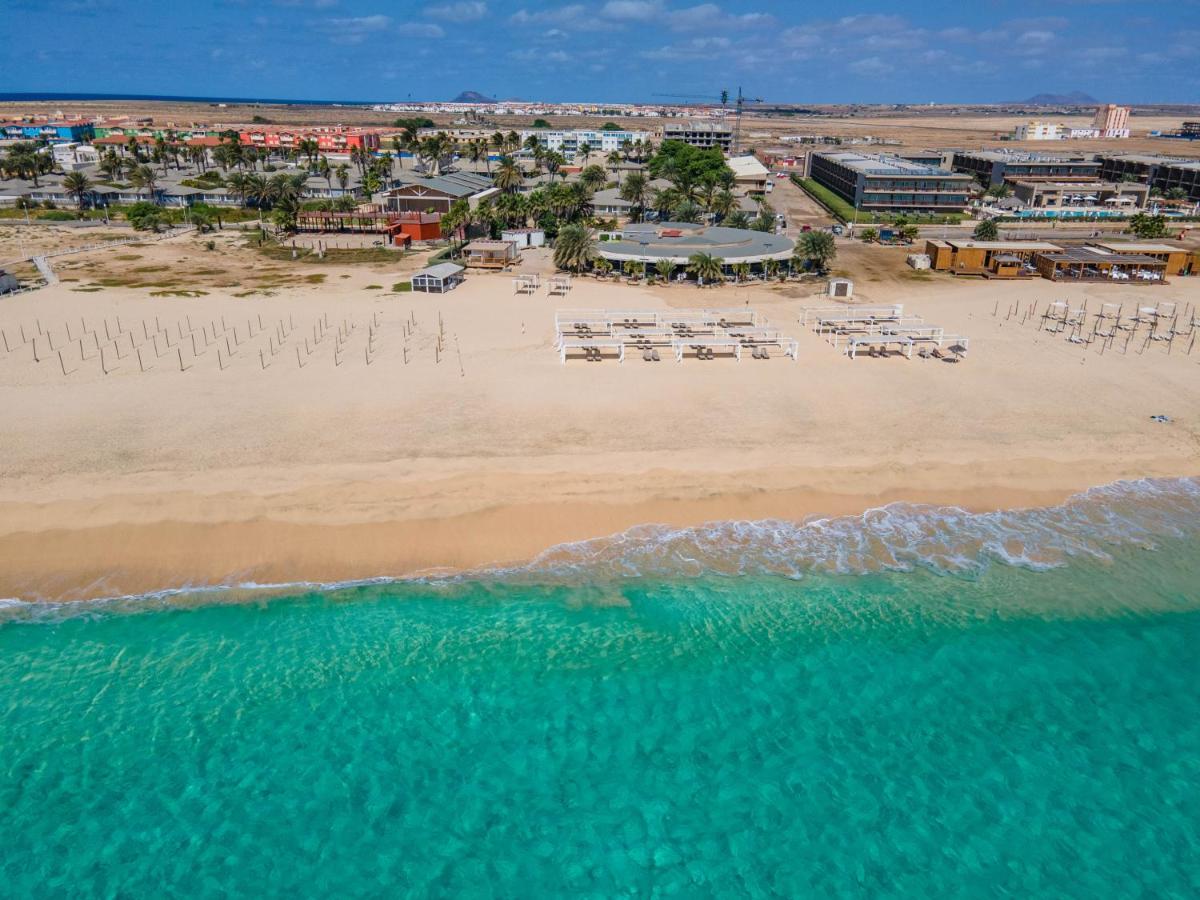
xmin=493 ymin=477 xmax=1200 ymax=580
xmin=2 ymin=478 xmax=1198 ymax=617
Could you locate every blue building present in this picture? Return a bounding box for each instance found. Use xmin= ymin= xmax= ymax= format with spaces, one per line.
xmin=2 ymin=122 xmax=95 ymax=143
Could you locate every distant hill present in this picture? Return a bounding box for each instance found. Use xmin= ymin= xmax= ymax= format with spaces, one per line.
xmin=452 ymin=91 xmax=497 ymax=104
xmin=1020 ymin=91 xmax=1098 ymax=106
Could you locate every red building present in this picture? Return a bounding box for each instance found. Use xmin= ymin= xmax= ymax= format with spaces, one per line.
xmin=238 ymin=127 xmax=381 ymax=152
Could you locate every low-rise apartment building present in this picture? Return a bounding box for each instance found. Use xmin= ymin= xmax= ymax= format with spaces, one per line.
xmin=519 ymin=129 xmax=651 ymax=154
xmin=810 ymin=151 xmax=972 ymax=215
xmin=951 ymin=150 xmax=1100 ymax=188
xmin=1095 ymin=154 xmax=1200 ymax=201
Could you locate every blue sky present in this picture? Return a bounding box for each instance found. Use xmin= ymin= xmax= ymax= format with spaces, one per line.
xmin=2 ymin=0 xmax=1197 ymax=103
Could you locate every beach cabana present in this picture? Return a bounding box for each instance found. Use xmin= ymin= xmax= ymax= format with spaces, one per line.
xmin=464 ymin=240 xmax=518 ymax=269
xmin=412 ymin=263 xmax=464 ymax=293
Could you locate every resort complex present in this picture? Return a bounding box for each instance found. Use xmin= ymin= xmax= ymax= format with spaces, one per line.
xmin=4 ymin=0 xmax=1200 ymax=888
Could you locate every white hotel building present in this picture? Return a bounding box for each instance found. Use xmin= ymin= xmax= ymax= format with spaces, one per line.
xmin=519 ymin=129 xmax=652 ymax=154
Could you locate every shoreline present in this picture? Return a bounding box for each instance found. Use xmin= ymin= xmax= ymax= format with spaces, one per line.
xmin=4 ymin=459 xmax=1197 ymax=603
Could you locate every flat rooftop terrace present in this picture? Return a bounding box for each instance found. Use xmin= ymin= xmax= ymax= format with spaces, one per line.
xmin=818 ymin=152 xmax=957 ymax=177
xmin=599 ymin=223 xmax=794 ymax=264
xmin=963 ymin=150 xmax=1096 ymax=163
xmin=944 ymin=240 xmax=1063 ymax=251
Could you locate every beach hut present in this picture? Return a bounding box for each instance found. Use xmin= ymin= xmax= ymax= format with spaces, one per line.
xmin=501 ymin=227 xmax=546 ymax=249
xmin=464 ymin=240 xmax=518 ymax=269
xmin=412 ymin=263 xmax=464 ymax=293
xmin=827 ymin=278 xmax=854 ymax=298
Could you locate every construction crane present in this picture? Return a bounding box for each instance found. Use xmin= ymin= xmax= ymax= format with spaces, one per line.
xmin=652 ymin=87 xmax=761 ymax=153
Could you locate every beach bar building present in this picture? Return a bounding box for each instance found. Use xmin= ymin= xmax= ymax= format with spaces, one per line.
xmin=463 ymin=240 xmax=518 ymax=269
xmin=1085 ymin=242 xmax=1192 ymax=276
xmin=1033 ymin=247 xmax=1169 ymax=282
xmin=924 ymin=240 xmax=1060 ymax=276
xmin=412 ymin=263 xmax=464 ymax=293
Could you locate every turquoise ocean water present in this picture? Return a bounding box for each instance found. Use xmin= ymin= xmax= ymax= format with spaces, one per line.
xmin=2 ymin=479 xmax=1199 ymax=897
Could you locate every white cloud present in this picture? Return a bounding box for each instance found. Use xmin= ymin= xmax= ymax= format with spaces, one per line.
xmin=665 ymin=3 xmax=771 ymax=31
xmin=601 ymin=0 xmax=660 ymax=21
xmin=322 ymin=14 xmax=392 ymax=43
xmin=398 ymin=22 xmax=446 ymax=37
xmin=510 ymin=4 xmax=619 ymax=31
xmin=642 ymin=35 xmax=731 ymax=59
xmin=426 ymin=1 xmax=487 ymax=20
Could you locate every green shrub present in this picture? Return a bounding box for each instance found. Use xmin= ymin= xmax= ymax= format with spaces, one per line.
xmin=392 ymin=281 xmax=412 ymax=292
xmin=38 ymin=210 xmax=76 ymax=221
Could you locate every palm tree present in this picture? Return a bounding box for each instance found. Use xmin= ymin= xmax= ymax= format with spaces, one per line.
xmin=577 ymin=141 xmax=592 ymax=166
xmin=98 ymin=150 xmax=124 ymax=183
xmin=687 ymin=252 xmax=724 ymax=285
xmin=725 ymin=211 xmax=751 ymax=230
xmin=505 ymin=131 xmax=520 ymax=153
xmin=580 ymin=164 xmax=607 ymax=193
xmin=606 ymin=150 xmax=622 ymax=184
xmin=544 ymin=151 xmax=565 ymax=182
xmin=553 ymin=223 xmax=597 ymax=273
xmin=731 ymin=262 xmax=751 ymax=283
xmin=245 ymin=174 xmax=271 ymax=224
xmin=62 ymin=171 xmax=93 ymax=209
xmin=334 ymin=164 xmax=351 ymax=196
xmin=494 ymin=155 xmax=523 ymax=193
xmin=763 ymin=258 xmax=781 ymax=281
xmin=467 ymin=139 xmax=486 ymax=173
xmin=5 ymin=142 xmax=45 ymax=186
xmin=652 ymin=187 xmax=680 ymax=220
xmin=797 ymin=231 xmax=836 ymax=274
xmin=709 ymin=189 xmax=737 ymax=221
xmin=623 ymin=260 xmax=645 ymax=281
xmin=127 ymin=164 xmax=159 ymax=203
xmin=973 ymin=218 xmax=999 ymax=241
xmin=225 ymin=171 xmax=253 ymax=207
xmin=655 ymin=258 xmax=675 ymax=284
xmin=619 ymin=171 xmax=649 ymax=222
xmin=673 ymin=201 xmax=703 ymax=224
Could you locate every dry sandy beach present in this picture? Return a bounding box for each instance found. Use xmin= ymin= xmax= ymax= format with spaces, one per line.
xmin=1 ymin=231 xmax=1199 ymax=601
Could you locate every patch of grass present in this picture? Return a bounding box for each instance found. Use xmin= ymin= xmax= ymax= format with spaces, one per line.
xmin=132 ymin=265 xmax=170 ymax=273
xmin=363 ymin=284 xmax=383 ymax=290
xmin=150 ymin=289 xmax=209 ymax=297
xmin=113 ymin=254 xmax=143 ymax=261
xmin=339 ymin=274 xmax=351 ymax=279
xmin=71 ymin=286 xmax=104 ymax=292
xmin=303 ymin=273 xmax=327 ymax=284
xmin=392 ymin=281 xmax=412 ymax=292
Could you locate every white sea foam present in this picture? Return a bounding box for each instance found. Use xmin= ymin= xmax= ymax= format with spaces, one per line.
xmin=483 ymin=476 xmax=1200 ymax=581
xmin=2 ymin=478 xmax=1197 ymax=616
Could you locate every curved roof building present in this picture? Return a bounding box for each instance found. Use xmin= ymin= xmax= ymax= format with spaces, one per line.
xmin=597 ymin=222 xmax=794 ymax=265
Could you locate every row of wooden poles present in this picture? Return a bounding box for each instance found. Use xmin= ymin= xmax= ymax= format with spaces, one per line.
xmin=993 ymin=299 xmax=1200 ymax=356
xmin=1 ymin=307 xmax=466 ymax=375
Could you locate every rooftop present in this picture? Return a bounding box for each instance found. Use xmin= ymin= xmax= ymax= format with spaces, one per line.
xmin=416 ymin=263 xmax=464 ymax=279
xmin=959 ymin=150 xmax=1096 ymax=164
xmin=816 ymin=151 xmax=965 ymax=178
xmin=1090 ymin=241 xmax=1188 ymax=253
xmin=1096 ymin=153 xmax=1200 ymax=168
xmin=1040 ymin=248 xmax=1165 ymax=265
xmin=945 ymin=240 xmax=1063 ymax=251
xmin=598 ymin=222 xmax=794 ymax=264
xmin=727 ymin=155 xmax=770 ymax=179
